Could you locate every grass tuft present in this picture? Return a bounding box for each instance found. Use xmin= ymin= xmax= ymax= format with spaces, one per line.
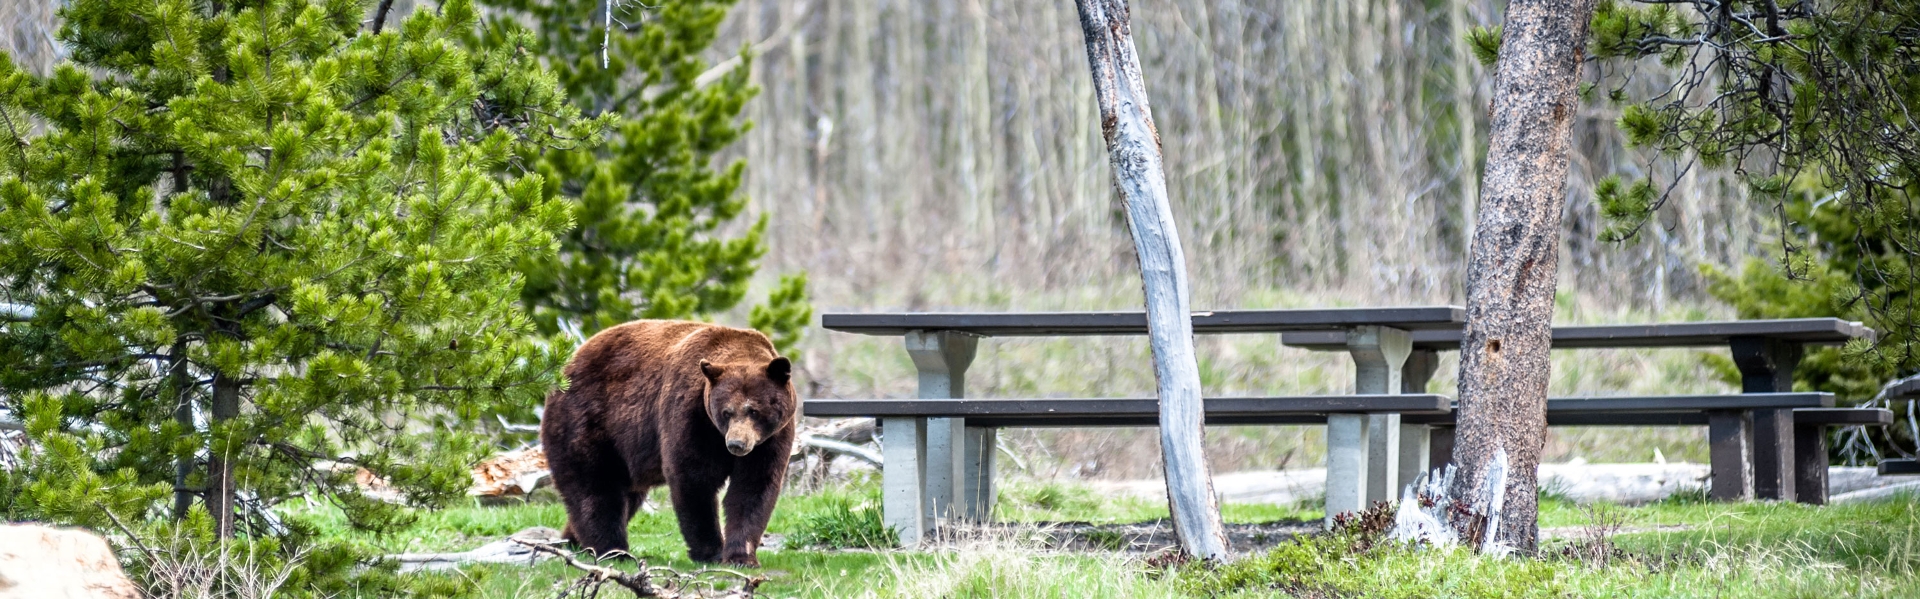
xmin=784 ymin=494 xmax=897 ymax=550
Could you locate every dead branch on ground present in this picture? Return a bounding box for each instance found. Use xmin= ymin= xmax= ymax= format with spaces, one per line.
xmin=511 ymin=539 xmax=765 ymax=598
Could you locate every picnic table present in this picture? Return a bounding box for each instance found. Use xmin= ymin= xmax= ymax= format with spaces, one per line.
xmin=808 ymin=310 xmax=1883 ymax=544
xmin=812 ymin=307 xmax=1464 ymax=542
xmin=1283 ymin=317 xmax=1877 ymax=503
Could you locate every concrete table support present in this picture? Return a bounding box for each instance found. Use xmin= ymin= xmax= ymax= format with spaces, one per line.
xmin=1329 ymin=326 xmax=1411 ymax=525
xmin=1731 ymin=337 xmax=1804 ymax=501
xmin=1399 ymin=350 xmax=1440 ymax=491
xmin=888 ymin=330 xmax=979 ymax=545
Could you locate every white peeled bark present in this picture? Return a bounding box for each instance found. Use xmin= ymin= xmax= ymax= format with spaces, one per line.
xmin=1072 ymin=0 xmax=1228 ymax=561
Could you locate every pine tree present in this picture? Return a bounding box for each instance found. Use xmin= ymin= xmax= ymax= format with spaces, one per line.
xmin=480 ymin=0 xmax=811 ymax=345
xmin=1588 ymin=0 xmax=1920 ymax=457
xmin=0 ymin=0 xmax=594 ymax=552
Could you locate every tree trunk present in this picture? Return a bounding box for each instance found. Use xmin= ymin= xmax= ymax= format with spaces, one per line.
xmin=1072 ymin=0 xmax=1228 ymax=561
xmin=206 ymin=371 xmax=241 ymax=538
xmin=168 ymin=341 xmax=195 ymax=520
xmin=1448 ymin=0 xmax=1479 ymax=256
xmin=1450 ymin=0 xmax=1597 ymax=554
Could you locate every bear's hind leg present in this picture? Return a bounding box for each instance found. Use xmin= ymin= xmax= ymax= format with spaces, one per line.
xmin=561 ymin=488 xmax=633 ymax=558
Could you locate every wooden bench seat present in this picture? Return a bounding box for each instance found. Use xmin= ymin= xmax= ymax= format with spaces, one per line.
xmin=1281 ymin=318 xmax=1870 ymax=504
xmin=804 ymin=395 xmax=1451 ymax=427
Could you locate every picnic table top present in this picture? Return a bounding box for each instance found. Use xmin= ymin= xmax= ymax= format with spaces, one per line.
xmin=1889 ymin=375 xmax=1920 ymax=399
xmin=802 ymin=394 xmax=1453 ymax=418
xmin=820 ymin=306 xmax=1465 ymax=337
xmin=1279 ymin=317 xmax=1869 ymax=350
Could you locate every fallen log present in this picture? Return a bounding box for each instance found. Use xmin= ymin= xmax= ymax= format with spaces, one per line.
xmin=788 ymin=418 xmax=882 ymax=466
xmin=391 ymin=527 xmax=561 ymax=573
xmin=794 ymin=434 xmax=882 ymax=467
xmin=809 ymin=418 xmax=876 ymax=444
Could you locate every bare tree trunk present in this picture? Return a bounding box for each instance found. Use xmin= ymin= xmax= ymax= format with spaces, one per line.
xmin=1072 ymin=0 xmax=1228 ymax=561
xmin=1449 ymin=0 xmax=1597 ymax=555
xmin=1449 ymin=0 xmax=1480 ymax=259
xmin=207 ymin=371 xmax=241 ymax=538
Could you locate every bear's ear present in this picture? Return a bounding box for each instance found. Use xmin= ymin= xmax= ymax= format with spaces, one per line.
xmin=700 ymin=360 xmax=725 ymax=381
xmin=766 ymin=357 xmax=792 ymax=384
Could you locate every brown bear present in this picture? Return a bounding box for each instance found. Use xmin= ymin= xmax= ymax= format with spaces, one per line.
xmin=541 ymin=320 xmax=796 ymax=566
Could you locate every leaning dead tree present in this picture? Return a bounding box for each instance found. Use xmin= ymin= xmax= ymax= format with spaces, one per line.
xmin=1072 ymin=0 xmax=1228 ymax=561
xmin=1450 ymin=0 xmax=1599 ymax=554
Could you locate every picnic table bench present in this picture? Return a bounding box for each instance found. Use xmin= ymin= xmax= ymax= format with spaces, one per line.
xmin=1876 ymin=377 xmax=1920 ymax=476
xmin=814 ymin=307 xmax=1464 ymax=542
xmin=1283 ymin=318 xmax=1878 ymax=503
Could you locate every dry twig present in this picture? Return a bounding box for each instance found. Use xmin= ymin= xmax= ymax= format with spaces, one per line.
xmin=510 ymin=539 xmax=765 ymax=598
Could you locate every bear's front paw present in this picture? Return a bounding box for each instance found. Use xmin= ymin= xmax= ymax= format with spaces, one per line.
xmin=718 ymin=551 xmax=760 ymax=568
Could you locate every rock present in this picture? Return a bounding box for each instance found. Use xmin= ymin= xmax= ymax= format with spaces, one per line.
xmin=0 ymin=524 xmax=139 ymax=599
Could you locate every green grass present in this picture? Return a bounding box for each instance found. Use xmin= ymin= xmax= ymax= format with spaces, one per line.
xmin=992 ymin=479 xmax=1320 ymax=523
xmin=1184 ymin=493 xmax=1920 ymax=598
xmin=288 ymin=479 xmax=1920 ymax=598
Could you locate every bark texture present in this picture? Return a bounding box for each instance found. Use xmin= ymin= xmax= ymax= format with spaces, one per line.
xmin=207 ymin=371 xmax=242 ymax=538
xmin=1450 ymin=0 xmax=1597 ymax=553
xmin=1072 ymin=0 xmax=1228 ymax=560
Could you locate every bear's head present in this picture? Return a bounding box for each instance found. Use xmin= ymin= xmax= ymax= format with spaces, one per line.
xmin=699 ymin=356 xmax=796 ymax=456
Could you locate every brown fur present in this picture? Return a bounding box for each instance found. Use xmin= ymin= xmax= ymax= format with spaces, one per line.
xmin=541 ymin=320 xmax=796 ymax=566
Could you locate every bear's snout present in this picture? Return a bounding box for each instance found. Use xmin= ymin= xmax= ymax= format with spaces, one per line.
xmin=724 ymin=420 xmax=760 ymax=456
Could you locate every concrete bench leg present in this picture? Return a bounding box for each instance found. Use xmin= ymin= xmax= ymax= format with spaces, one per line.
xmin=881 ymin=417 xmax=928 ymax=545
xmin=1398 ymin=350 xmax=1439 ymax=492
xmin=1708 ymin=411 xmax=1754 ymax=501
xmin=1345 ymin=326 xmax=1411 ymax=508
xmin=1428 ymin=425 xmax=1456 ymax=472
xmin=962 ymin=427 xmax=996 ymax=520
xmin=926 ymin=417 xmax=966 ymax=522
xmin=1398 ymin=422 xmax=1431 ymax=495
xmin=902 ymin=330 xmax=979 ymax=543
xmin=1793 ymin=421 xmax=1829 ymax=504
xmin=1366 ymin=414 xmax=1401 ymax=503
xmin=1752 ymin=408 xmax=1795 ymax=501
xmin=1325 ymin=413 xmax=1370 ymax=526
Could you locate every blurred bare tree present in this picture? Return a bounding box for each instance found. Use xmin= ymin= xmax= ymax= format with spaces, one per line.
xmin=710 ymin=0 xmax=1764 ymax=311
xmin=3 ymin=0 xmax=1767 ymax=309
xmin=4 ymin=1 xmax=63 ymax=76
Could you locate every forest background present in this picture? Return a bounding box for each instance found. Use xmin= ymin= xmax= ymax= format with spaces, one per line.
xmin=0 ymin=0 xmax=1845 ymax=479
